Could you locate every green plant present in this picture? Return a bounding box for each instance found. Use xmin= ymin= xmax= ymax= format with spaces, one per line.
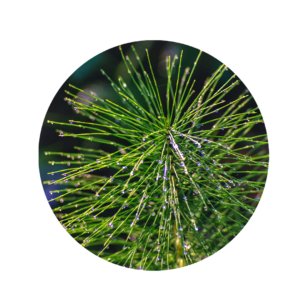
xmin=43 ymin=44 xmax=269 ymax=270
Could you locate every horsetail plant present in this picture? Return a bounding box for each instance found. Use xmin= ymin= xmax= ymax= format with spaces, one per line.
xmin=43 ymin=44 xmax=269 ymax=271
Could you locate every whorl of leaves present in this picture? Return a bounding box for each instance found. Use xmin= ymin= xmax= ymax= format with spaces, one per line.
xmin=44 ymin=45 xmax=269 ymax=270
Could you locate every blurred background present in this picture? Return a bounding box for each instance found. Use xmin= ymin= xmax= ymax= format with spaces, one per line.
xmin=39 ymin=40 xmax=267 ymax=208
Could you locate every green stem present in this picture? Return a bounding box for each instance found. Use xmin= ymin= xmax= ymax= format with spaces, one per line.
xmin=167 ymin=131 xmax=186 ymax=269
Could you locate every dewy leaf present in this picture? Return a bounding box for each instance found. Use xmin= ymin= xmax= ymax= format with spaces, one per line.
xmin=41 ymin=41 xmax=269 ymax=271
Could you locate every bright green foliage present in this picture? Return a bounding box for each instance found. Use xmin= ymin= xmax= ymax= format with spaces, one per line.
xmin=44 ymin=45 xmax=269 ymax=270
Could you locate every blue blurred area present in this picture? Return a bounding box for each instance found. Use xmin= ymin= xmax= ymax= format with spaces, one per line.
xmin=69 ymin=51 xmax=106 ymax=81
xmin=41 ymin=165 xmax=64 ymax=208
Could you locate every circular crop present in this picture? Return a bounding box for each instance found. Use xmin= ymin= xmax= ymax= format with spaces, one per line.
xmin=39 ymin=41 xmax=269 ymax=270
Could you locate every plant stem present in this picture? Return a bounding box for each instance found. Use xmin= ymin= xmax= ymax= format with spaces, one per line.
xmin=168 ymin=135 xmax=185 ymax=268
